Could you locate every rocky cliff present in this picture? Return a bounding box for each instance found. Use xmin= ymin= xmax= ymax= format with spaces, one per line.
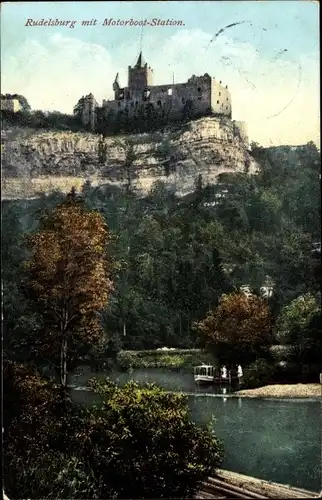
xmin=1 ymin=116 xmax=258 ymax=199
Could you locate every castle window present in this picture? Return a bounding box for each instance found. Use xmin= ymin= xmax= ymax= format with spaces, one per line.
xmin=135 ymin=101 xmax=138 ymax=108
xmin=217 ymin=100 xmax=219 ymax=104
xmin=142 ymin=89 xmax=151 ymax=101
xmin=226 ymin=98 xmax=228 ymax=101
xmin=219 ymin=92 xmax=221 ymax=96
xmin=168 ymin=88 xmax=173 ymax=96
xmin=182 ymin=97 xmax=185 ymax=104
xmin=197 ymin=87 xmax=201 ymax=92
xmin=157 ymin=100 xmax=162 ymax=107
xmin=198 ymin=96 xmax=201 ymax=100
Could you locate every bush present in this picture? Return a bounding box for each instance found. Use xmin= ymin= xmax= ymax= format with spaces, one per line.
xmin=5 ymin=368 xmax=224 ymax=499
xmin=83 ymin=379 xmax=224 ymax=498
xmin=5 ymin=449 xmax=103 ymax=500
xmin=116 ymin=350 xmax=137 ymax=370
xmin=242 ymin=358 xmax=277 ymax=389
xmin=116 ymin=349 xmax=216 ymax=371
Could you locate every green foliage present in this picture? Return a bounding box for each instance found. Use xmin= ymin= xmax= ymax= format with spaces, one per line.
xmin=276 ymin=294 xmax=322 ymax=376
xmin=2 ymin=142 xmax=320 ymax=369
xmin=242 ymin=359 xmax=277 ymax=389
xmin=116 ymin=349 xmax=215 ymax=370
xmin=5 ymin=363 xmax=223 ymax=499
xmin=1 ymin=108 xmax=87 ymax=132
xmin=6 ymin=452 xmax=102 ymax=500
xmin=276 ymin=293 xmax=320 ymax=345
xmin=84 ymin=379 xmax=224 ymax=498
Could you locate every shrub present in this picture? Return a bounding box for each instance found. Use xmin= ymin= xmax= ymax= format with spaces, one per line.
xmin=116 ymin=349 xmax=216 ymax=371
xmin=116 ymin=350 xmax=137 ymax=370
xmin=5 ymin=449 xmax=104 ymax=500
xmin=242 ymin=358 xmax=277 ymax=389
xmin=5 ymin=367 xmax=224 ymax=499
xmin=83 ymin=379 xmax=224 ymax=498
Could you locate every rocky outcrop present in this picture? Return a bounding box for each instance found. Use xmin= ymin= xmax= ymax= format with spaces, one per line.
xmin=1 ymin=116 xmax=258 ymax=199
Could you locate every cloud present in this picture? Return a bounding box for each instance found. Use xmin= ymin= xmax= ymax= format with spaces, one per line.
xmin=2 ymin=33 xmax=117 ymax=112
xmin=2 ymin=28 xmax=319 ymax=146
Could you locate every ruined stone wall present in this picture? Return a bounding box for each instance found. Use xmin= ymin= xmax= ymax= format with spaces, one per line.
xmin=81 ymin=95 xmax=98 ymax=131
xmin=1 ymin=99 xmax=22 ymax=113
xmin=102 ymin=75 xmax=213 ymax=122
xmin=100 ymin=74 xmax=232 ymax=128
xmin=211 ymin=79 xmax=231 ymax=117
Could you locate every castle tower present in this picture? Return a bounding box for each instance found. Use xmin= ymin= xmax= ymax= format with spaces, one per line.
xmin=81 ymin=93 xmax=97 ymax=132
xmin=128 ymin=52 xmax=153 ymax=91
xmin=113 ymin=73 xmax=120 ymax=99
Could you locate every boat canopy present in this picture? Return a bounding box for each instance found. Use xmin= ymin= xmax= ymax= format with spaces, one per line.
xmin=194 ymin=365 xmax=215 ymax=376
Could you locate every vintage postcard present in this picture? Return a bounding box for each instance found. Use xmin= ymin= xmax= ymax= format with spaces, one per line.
xmin=2 ymin=1 xmax=321 ymax=499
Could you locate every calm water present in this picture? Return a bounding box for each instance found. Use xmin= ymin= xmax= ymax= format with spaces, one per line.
xmin=69 ymin=367 xmax=322 ymax=493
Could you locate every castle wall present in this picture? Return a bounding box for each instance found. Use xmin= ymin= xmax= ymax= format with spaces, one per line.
xmin=149 ymin=75 xmax=212 ymax=118
xmin=81 ymin=95 xmax=98 ymax=131
xmin=103 ymin=74 xmax=213 ymax=122
xmin=211 ymin=79 xmax=231 ymax=117
xmin=1 ymin=99 xmax=22 ymax=113
xmin=85 ymin=56 xmax=235 ymax=131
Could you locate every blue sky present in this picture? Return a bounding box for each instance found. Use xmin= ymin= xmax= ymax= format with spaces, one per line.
xmin=1 ymin=1 xmax=320 ymax=146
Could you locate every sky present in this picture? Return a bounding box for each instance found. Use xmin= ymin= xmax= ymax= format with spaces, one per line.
xmin=1 ymin=1 xmax=320 ymax=147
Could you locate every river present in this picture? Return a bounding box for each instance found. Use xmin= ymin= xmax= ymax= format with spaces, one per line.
xmin=68 ymin=367 xmax=322 ymax=493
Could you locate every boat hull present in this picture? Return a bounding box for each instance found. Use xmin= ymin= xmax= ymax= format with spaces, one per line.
xmin=194 ymin=376 xmax=214 ymax=385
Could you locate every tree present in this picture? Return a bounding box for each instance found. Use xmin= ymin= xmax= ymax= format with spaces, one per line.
xmin=73 ymin=96 xmax=86 ymax=121
xmin=1 ymin=93 xmax=31 ymax=112
xmin=23 ymin=189 xmax=114 ymax=387
xmin=276 ymin=293 xmax=322 ymax=372
xmin=195 ymin=292 xmax=273 ymax=365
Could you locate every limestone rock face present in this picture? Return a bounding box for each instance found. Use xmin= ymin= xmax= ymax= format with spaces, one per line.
xmin=1 ymin=117 xmax=258 ymax=199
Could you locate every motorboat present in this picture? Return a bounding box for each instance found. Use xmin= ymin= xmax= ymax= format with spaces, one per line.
xmin=194 ymin=364 xmax=215 ymax=384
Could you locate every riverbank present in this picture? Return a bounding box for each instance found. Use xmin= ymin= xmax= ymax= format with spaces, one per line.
xmin=235 ymin=383 xmax=321 ymax=398
xmin=116 ymin=349 xmax=216 ymax=371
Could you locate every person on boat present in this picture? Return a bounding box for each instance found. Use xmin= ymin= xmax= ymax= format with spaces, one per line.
xmin=221 ymin=365 xmax=227 ymax=379
xmin=237 ymin=364 xmax=243 ymax=378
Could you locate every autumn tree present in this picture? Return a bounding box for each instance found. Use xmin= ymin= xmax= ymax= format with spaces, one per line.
xmin=196 ymin=292 xmax=273 ymax=365
xmin=24 ymin=189 xmax=114 ymax=387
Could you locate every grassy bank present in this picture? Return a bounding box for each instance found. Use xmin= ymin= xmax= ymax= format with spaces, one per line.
xmin=116 ymin=349 xmax=216 ymax=371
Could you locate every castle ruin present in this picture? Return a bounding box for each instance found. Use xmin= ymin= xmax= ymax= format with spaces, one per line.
xmin=81 ymin=52 xmax=248 ymax=144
